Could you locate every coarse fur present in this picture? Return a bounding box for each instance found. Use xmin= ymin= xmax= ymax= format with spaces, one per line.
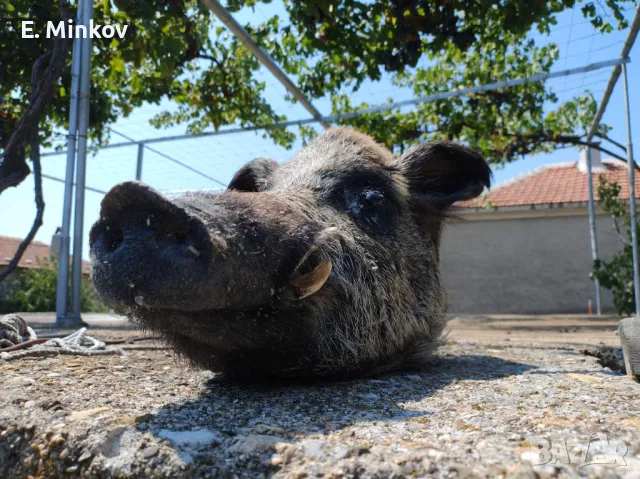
xmin=90 ymin=127 xmax=491 ymax=379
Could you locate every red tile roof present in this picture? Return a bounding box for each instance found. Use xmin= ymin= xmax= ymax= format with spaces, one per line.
xmin=0 ymin=236 xmax=90 ymax=275
xmin=460 ymin=159 xmax=640 ymax=209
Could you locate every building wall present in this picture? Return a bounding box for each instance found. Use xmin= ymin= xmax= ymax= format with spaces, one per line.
xmin=439 ymin=209 xmax=622 ymax=314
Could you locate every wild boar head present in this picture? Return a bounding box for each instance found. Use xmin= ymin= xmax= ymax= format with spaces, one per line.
xmin=89 ymin=128 xmax=490 ymax=378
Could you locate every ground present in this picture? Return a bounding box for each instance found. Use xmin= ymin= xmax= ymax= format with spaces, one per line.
xmin=0 ymin=313 xmax=639 ymax=478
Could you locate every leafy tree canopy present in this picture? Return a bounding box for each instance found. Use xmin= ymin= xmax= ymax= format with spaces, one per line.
xmin=0 ymin=0 xmax=635 ymax=185
xmin=247 ymin=0 xmax=630 ymax=161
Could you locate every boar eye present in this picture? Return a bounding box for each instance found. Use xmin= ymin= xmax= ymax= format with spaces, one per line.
xmin=346 ymin=189 xmax=392 ymax=233
xmin=364 ymin=190 xmax=383 ymax=202
xmin=348 ymin=189 xmax=384 ymax=214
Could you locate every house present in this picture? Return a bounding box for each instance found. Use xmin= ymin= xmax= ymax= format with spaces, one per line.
xmin=0 ymin=235 xmax=90 ymax=300
xmin=440 ymin=149 xmax=640 ymax=314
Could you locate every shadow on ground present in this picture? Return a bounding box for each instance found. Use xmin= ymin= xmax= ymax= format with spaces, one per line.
xmin=137 ymin=352 xmax=536 ymax=442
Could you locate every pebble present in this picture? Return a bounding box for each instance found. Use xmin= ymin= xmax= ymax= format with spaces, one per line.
xmin=427 ymin=449 xmax=445 ymax=461
xmin=141 ymin=445 xmax=159 ymax=459
xmin=229 ymin=435 xmax=284 ymax=455
xmin=77 ymin=451 xmax=92 ymax=463
xmin=254 ymin=423 xmax=285 ymax=435
xmin=49 ymin=434 xmax=65 ymax=447
xmin=68 ymin=407 xmax=110 ymax=422
xmin=301 ymin=439 xmax=325 ymax=458
xmin=7 ymin=377 xmax=35 ymax=385
xmin=360 ymin=393 xmax=379 ymax=400
xmin=333 ymin=446 xmax=350 ymax=460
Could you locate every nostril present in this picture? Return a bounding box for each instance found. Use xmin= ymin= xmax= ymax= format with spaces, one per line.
xmin=103 ymin=223 xmax=124 ymax=253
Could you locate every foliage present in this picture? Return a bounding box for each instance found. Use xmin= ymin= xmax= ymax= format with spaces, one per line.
xmin=0 ymin=0 xmax=635 ymax=172
xmin=591 ymin=176 xmax=639 ymax=315
xmin=232 ymin=0 xmax=632 ymax=96
xmin=1 ymin=0 xmax=295 ymax=156
xmin=0 ymin=254 xmax=106 ymax=313
xmin=304 ymin=34 xmax=617 ymax=162
xmin=244 ymin=0 xmax=630 ymax=162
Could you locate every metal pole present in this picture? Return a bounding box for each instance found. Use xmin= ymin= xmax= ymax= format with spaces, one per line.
xmin=585 ymin=147 xmax=602 ymax=314
xmin=586 ymin=7 xmax=640 ymax=143
xmin=55 ymin=0 xmax=84 ymax=325
xmin=70 ymin=0 xmax=94 ymax=320
xmin=201 ymin=0 xmax=329 ymax=128
xmin=622 ymin=63 xmax=640 ymax=314
xmin=584 ymin=6 xmax=640 ymax=313
xmin=135 ymin=143 xmax=144 ymax=181
xmin=41 ymin=57 xmax=629 ymax=157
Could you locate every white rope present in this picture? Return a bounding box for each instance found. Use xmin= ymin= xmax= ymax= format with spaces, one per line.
xmin=40 ymin=327 xmax=107 ymax=352
xmin=0 ymin=314 xmax=122 ymax=361
xmin=0 ymin=314 xmax=37 ymax=348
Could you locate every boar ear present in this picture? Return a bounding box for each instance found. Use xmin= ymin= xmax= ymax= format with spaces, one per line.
xmin=397 ymin=141 xmax=491 ymax=208
xmin=227 ymin=157 xmax=279 ymax=192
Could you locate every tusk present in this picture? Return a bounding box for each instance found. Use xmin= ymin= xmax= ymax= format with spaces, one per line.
xmin=290 ymin=258 xmax=332 ymax=299
xmin=291 ymin=227 xmax=339 ymax=275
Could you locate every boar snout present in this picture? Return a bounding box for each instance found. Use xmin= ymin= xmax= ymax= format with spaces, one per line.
xmin=90 ymin=182 xmax=335 ymax=317
xmin=90 ymin=181 xmax=214 ymax=310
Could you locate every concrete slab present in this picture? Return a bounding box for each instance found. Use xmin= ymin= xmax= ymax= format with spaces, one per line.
xmin=1 ymin=314 xmax=638 ymax=478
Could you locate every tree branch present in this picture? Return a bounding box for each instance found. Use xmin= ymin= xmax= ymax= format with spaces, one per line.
xmin=557 ymin=137 xmax=630 ymax=164
xmin=0 ymin=1 xmax=70 ymax=283
xmin=612 ymin=215 xmax=630 ymax=246
xmin=0 ymin=46 xmax=50 ymax=283
xmin=508 ymin=131 xmax=632 ymax=164
xmin=594 ymin=133 xmax=627 ymax=154
xmin=0 ymin=0 xmax=70 ymax=194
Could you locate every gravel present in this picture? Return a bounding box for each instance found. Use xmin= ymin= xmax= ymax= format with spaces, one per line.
xmin=1 ymin=337 xmax=639 ymax=478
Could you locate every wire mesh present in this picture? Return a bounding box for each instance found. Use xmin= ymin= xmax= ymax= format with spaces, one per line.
xmin=32 ymin=2 xmax=636 ymax=217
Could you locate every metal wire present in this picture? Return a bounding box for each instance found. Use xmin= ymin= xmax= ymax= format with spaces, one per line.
xmin=561 ymin=5 xmax=577 ymax=90
xmin=39 ymin=57 xmax=628 ymax=156
xmin=109 ymin=128 xmax=228 ymax=188
xmin=42 ymin=172 xmax=107 ymax=195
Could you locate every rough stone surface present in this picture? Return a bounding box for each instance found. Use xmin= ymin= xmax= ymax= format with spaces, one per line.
xmin=0 ymin=314 xmax=638 ymax=478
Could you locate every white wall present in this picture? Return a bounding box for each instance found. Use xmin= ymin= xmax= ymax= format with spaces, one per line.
xmin=439 ymin=209 xmax=622 ymax=314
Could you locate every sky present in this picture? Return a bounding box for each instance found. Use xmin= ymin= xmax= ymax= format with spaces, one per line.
xmin=1 ymin=2 xmax=639 ymax=260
